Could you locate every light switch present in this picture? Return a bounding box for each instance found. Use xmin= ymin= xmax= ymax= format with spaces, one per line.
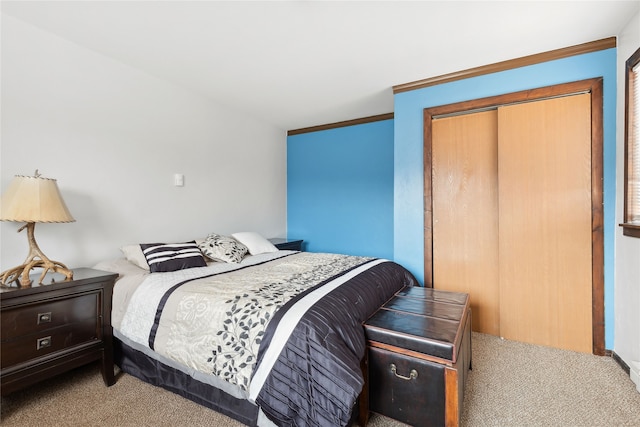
xmin=174 ymin=173 xmax=184 ymax=187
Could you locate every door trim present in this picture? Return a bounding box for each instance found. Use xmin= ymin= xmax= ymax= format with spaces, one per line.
xmin=423 ymin=78 xmax=605 ymax=355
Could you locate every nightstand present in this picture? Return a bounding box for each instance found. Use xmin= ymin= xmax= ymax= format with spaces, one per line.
xmin=268 ymin=238 xmax=304 ymax=251
xmin=0 ymin=268 xmax=118 ymax=395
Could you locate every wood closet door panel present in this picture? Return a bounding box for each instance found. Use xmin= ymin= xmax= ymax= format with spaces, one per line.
xmin=432 ymin=110 xmax=500 ymax=335
xmin=497 ymin=94 xmax=592 ymax=353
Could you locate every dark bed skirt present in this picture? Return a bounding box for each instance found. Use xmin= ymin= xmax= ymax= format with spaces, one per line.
xmin=114 ymin=337 xmax=259 ymax=426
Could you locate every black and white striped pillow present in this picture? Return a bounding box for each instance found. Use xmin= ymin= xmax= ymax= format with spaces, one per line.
xmin=140 ymin=241 xmax=207 ymax=272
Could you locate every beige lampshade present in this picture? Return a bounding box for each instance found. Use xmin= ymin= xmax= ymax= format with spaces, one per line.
xmin=0 ymin=174 xmax=75 ymax=223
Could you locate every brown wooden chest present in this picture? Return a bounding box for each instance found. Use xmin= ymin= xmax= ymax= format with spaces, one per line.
xmin=362 ymin=286 xmax=472 ymax=427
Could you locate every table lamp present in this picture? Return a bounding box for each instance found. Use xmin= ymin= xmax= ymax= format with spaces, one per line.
xmin=0 ymin=171 xmax=75 ymax=286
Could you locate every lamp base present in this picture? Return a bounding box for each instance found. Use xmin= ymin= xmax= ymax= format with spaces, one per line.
xmin=0 ymin=222 xmax=73 ymax=287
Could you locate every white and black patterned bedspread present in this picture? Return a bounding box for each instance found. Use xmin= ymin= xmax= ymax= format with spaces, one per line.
xmin=118 ymin=251 xmax=418 ymax=426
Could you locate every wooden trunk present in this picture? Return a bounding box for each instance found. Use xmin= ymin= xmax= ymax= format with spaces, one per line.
xmin=362 ymin=287 xmax=472 ymax=427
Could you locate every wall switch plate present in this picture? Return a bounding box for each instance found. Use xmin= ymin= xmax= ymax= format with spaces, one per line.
xmin=174 ymin=173 xmax=184 ymax=187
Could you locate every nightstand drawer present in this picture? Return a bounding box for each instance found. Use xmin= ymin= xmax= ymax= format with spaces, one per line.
xmin=1 ymin=318 xmax=99 ymax=367
xmin=1 ymin=293 xmax=98 ymax=340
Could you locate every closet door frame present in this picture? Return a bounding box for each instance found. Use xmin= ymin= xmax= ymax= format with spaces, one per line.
xmin=423 ymin=78 xmax=605 ymax=355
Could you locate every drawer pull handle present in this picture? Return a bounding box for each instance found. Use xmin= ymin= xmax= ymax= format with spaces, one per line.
xmin=37 ymin=336 xmax=52 ymax=350
xmin=38 ymin=312 xmax=52 ymax=323
xmin=390 ymin=364 xmax=418 ymax=381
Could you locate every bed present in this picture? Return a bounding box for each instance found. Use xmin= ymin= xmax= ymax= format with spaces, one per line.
xmin=94 ymin=233 xmax=419 ymax=426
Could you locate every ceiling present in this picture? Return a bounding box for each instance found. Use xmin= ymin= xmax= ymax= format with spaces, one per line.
xmin=2 ymin=1 xmax=639 ymax=131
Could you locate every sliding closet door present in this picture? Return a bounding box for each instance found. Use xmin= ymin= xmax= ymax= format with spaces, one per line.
xmin=432 ymin=111 xmax=500 ymax=335
xmin=497 ymin=94 xmax=593 ymax=353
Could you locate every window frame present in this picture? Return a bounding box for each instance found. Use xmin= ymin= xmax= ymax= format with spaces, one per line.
xmin=621 ymin=46 xmax=640 ymax=238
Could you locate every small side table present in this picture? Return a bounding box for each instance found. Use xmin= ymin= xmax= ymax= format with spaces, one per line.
xmin=268 ymin=238 xmax=304 ymax=251
xmin=0 ymin=268 xmax=118 ymax=395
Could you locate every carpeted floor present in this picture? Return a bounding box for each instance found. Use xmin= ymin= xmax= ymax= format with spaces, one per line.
xmin=2 ymin=333 xmax=639 ymax=426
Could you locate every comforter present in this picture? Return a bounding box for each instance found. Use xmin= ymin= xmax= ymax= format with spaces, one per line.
xmin=112 ymin=251 xmax=418 ymax=426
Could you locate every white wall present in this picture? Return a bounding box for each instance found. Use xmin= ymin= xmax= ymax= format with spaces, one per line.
xmin=615 ymin=9 xmax=640 ymax=378
xmin=0 ymin=15 xmax=287 ymax=272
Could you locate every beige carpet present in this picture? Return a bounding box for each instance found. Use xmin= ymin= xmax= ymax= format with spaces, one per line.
xmin=2 ymin=333 xmax=639 ymax=426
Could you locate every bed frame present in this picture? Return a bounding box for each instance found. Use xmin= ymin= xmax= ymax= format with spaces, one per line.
xmin=115 ymin=338 xmax=260 ymax=425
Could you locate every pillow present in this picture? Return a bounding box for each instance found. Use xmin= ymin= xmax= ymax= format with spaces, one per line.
xmin=198 ymin=233 xmax=248 ymax=263
xmin=231 ymin=232 xmax=278 ymax=255
xmin=120 ymin=244 xmax=150 ymax=270
xmin=140 ymin=241 xmax=207 ymax=273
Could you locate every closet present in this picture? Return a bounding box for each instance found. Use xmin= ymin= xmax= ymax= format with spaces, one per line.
xmin=423 ymin=79 xmax=604 ymax=355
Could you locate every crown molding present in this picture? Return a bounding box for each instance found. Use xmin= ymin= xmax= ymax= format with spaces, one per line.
xmin=288 ymin=113 xmax=394 ymax=136
xmin=393 ymin=37 xmax=616 ymax=94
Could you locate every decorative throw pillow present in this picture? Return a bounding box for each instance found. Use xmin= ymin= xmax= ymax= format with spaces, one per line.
xmin=231 ymin=231 xmax=278 ymax=255
xmin=120 ymin=244 xmax=150 ymax=270
xmin=198 ymin=233 xmax=248 ymax=263
xmin=140 ymin=241 xmax=207 ymax=273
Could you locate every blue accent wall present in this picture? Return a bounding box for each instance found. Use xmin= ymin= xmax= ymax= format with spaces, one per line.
xmin=393 ymin=48 xmax=617 ymax=349
xmin=287 ymin=119 xmax=394 ymax=259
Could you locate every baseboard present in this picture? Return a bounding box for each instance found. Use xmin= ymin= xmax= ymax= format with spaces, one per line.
xmin=609 ymin=350 xmax=630 ymax=375
xmin=630 ymin=361 xmax=640 ymax=393
xmin=610 ymin=350 xmax=640 ymax=393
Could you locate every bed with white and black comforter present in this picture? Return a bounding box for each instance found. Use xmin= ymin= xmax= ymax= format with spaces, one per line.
xmin=97 ymin=250 xmax=418 ymax=426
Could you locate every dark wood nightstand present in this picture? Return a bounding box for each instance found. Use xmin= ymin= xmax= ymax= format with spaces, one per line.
xmin=0 ymin=268 xmax=118 ymax=395
xmin=268 ymin=238 xmax=304 ymax=251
